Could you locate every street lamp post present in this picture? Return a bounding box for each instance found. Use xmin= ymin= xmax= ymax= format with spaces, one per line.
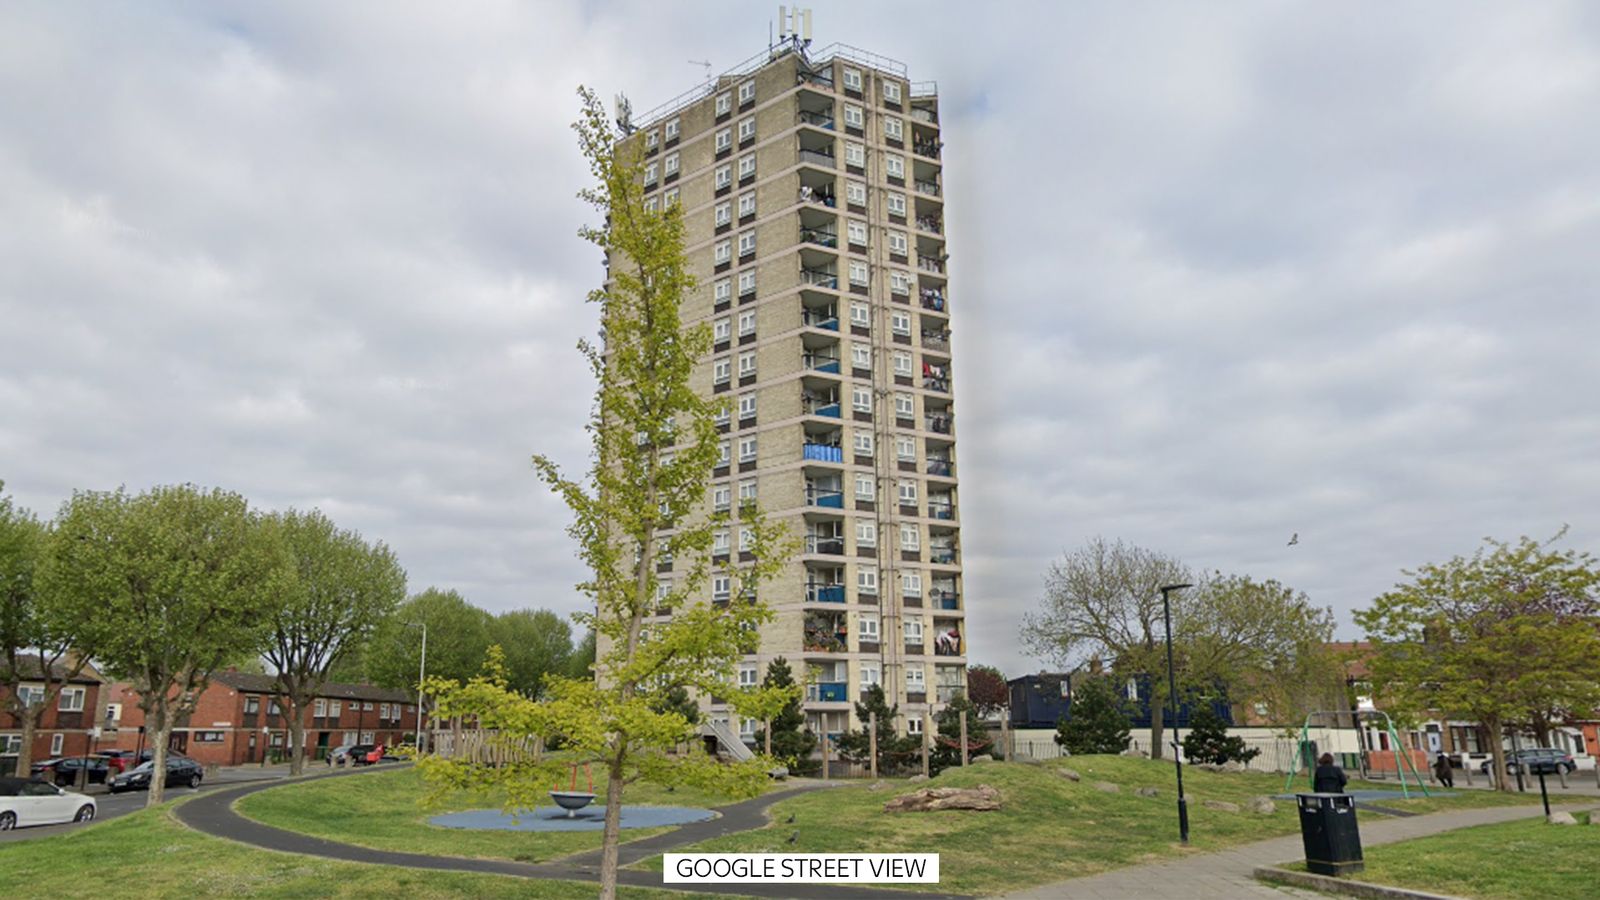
xmin=405 ymin=622 xmax=428 ymax=752
xmin=1160 ymin=582 xmax=1193 ymax=844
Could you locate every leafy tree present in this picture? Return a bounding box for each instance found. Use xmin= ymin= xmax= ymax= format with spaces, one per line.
xmin=1181 ymin=703 xmax=1260 ymax=765
xmin=367 ymin=588 xmax=492 ymax=691
xmin=931 ymin=692 xmax=990 ymax=773
xmin=752 ymin=657 xmax=815 ymax=772
xmin=836 ymin=685 xmax=918 ymax=774
xmin=490 ymin=608 xmax=574 ymax=698
xmin=43 ymin=485 xmax=289 ymax=805
xmin=1184 ymin=573 xmax=1338 ymax=721
xmin=263 ymin=508 xmax=406 ymax=774
xmin=414 ymin=87 xmax=794 ymax=900
xmin=1055 ymin=676 xmax=1131 ymax=754
xmin=966 ymin=664 xmax=1009 ymax=718
xmin=1355 ymin=533 xmax=1600 ymax=792
xmin=568 ymin=627 xmax=596 ymax=680
xmin=648 ymin=683 xmax=700 ymax=726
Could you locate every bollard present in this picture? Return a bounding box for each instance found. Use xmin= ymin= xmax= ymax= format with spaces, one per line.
xmin=869 ymin=712 xmax=878 ymax=780
xmin=921 ymin=715 xmax=930 ymax=778
xmin=822 ymin=720 xmax=830 ymax=781
xmin=960 ymin=716 xmax=968 ymax=766
xmin=1463 ymin=758 xmax=1473 ymax=787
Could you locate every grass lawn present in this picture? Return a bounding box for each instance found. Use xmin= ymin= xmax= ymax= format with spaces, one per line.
xmin=1323 ymin=810 xmax=1598 ymax=900
xmin=236 ymin=766 xmax=776 ymax=864
xmin=632 ymin=756 xmax=1544 ymax=896
xmin=0 ymin=803 xmax=726 ymax=899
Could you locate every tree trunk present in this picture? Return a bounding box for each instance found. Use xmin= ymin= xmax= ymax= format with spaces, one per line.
xmin=286 ymin=699 xmax=307 ymax=776
xmin=147 ymin=701 xmax=171 ymax=807
xmin=16 ymin=708 xmax=39 ymax=774
xmin=1485 ymin=717 xmax=1511 ymax=793
xmin=764 ymin=719 xmax=772 ymax=758
xmin=1149 ymin=702 xmax=1165 ymax=760
xmin=599 ymin=751 xmax=626 ymax=900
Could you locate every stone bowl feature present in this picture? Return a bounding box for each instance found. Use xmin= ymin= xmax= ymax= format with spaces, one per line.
xmin=549 ymin=790 xmax=597 ymax=818
xmin=430 ymin=805 xmax=717 ymax=832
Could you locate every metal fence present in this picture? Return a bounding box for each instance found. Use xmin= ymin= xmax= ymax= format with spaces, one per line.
xmin=1006 ymin=734 xmax=1307 ymax=774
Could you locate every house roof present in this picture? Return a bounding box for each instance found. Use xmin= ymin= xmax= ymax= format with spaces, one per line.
xmin=212 ymin=671 xmax=412 ymax=703
xmin=2 ymin=654 xmax=105 ymax=685
xmin=1325 ymin=640 xmax=1374 ymax=680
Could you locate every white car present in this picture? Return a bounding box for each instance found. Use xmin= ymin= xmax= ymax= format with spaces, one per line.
xmin=0 ymin=776 xmax=97 ymax=830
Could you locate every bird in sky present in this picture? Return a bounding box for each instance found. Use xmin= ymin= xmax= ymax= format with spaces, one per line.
xmin=1288 ymin=533 xmax=1299 ymax=546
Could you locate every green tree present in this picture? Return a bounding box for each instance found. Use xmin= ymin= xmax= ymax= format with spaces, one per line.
xmin=648 ymin=683 xmax=700 ymax=726
xmin=42 ymin=485 xmax=289 ymax=805
xmin=1 ymin=482 xmax=101 ymax=774
xmin=1184 ymin=573 xmax=1338 ymax=722
xmin=835 ymin=685 xmax=918 ymax=774
xmin=1181 ymin=703 xmax=1260 ymax=765
xmin=263 ymin=508 xmax=406 ymax=774
xmin=568 ymin=627 xmax=596 ymax=680
xmin=367 ymin=588 xmax=492 ymax=691
xmin=1055 ymin=676 xmax=1131 ymax=754
xmin=966 ymin=664 xmax=1009 ymax=718
xmin=932 ymin=692 xmax=990 ymax=772
xmin=752 ymin=657 xmax=815 ymax=771
xmin=414 ymin=87 xmax=794 ymax=900
xmin=490 ymin=609 xmax=574 ymax=698
xmin=1354 ymin=533 xmax=1600 ymax=792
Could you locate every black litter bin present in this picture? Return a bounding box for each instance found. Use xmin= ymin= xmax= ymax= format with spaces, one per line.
xmin=1297 ymin=792 xmax=1363 ymax=876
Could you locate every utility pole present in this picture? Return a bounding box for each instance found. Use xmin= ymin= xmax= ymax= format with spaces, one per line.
xmin=1160 ymin=583 xmax=1193 ymax=844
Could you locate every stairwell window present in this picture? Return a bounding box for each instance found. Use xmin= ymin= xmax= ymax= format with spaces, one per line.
xmin=846 ymin=181 xmax=867 ymax=206
xmin=738 ymin=352 xmax=756 ymax=378
xmin=714 ymin=278 xmax=732 ymax=304
xmin=716 ymin=128 xmax=732 ymax=152
xmin=843 ymin=104 xmax=864 ymax=129
xmin=739 ymin=478 xmax=757 ymax=503
xmin=714 ymin=530 xmax=731 ymax=555
xmin=644 ymin=162 xmax=659 ymax=185
xmin=664 ymin=152 xmax=679 ymax=176
xmin=713 ymin=317 xmax=731 ymax=341
xmin=884 ymin=81 xmax=901 ymax=103
xmin=738 ymin=391 xmax=756 ymax=418
xmin=713 ymin=485 xmax=731 ymax=511
xmin=715 ymin=405 xmax=731 ymax=427
xmin=856 ymin=521 xmax=877 ymax=547
xmin=664 ymin=117 xmax=680 ymax=140
xmin=738 ymin=116 xmax=756 ymax=142
xmin=718 ymin=440 xmax=731 ymax=465
xmin=644 ymin=196 xmax=659 ymax=213
xmin=713 ymin=574 xmax=732 ymax=602
xmin=738 ymin=155 xmax=756 ymax=180
xmin=843 ymin=68 xmax=863 ymax=91
xmin=738 ymin=231 xmax=756 ymax=257
xmin=713 ymin=358 xmax=730 ymax=384
xmin=885 ymin=154 xmax=905 ymax=179
xmin=645 ymin=129 xmax=660 ymax=149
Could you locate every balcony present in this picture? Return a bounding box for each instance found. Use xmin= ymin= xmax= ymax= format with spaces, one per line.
xmin=913 ymin=140 xmax=941 ymax=160
xmin=915 ymin=215 xmax=943 ymax=235
xmin=922 ymin=330 xmax=950 ymax=352
xmin=806 ymin=682 xmax=848 ymax=703
xmin=915 ymin=179 xmax=941 ymax=197
xmin=931 ymin=588 xmax=960 ymax=611
xmin=923 ymin=376 xmax=949 ymax=393
xmin=806 ymin=582 xmax=847 ymax=604
xmin=798 ymin=148 xmax=837 ymax=169
xmin=799 ymin=69 xmax=834 ymax=89
xmin=807 ymin=486 xmax=844 ymax=508
xmin=801 ymin=227 xmax=839 ymax=248
xmin=930 ymin=546 xmax=958 ymax=565
xmin=799 ymin=184 xmax=837 ymax=207
xmin=935 ymin=684 xmax=964 ymax=703
xmin=797 ymin=110 xmax=836 ymax=130
xmin=802 ymin=392 xmax=842 ymax=418
xmin=918 ymin=256 xmax=946 ymax=276
xmin=804 ymin=614 xmax=848 ymax=652
xmin=805 ymin=534 xmax=845 ymax=556
xmin=803 ymin=351 xmax=841 ymax=374
xmin=925 ymin=413 xmax=952 ymax=434
xmin=910 ymin=107 xmax=938 ymax=126
xmin=932 ymin=626 xmax=963 ymax=657
xmin=920 ymin=288 xmax=947 ymax=312
xmin=801 ymin=268 xmax=840 ymax=291
xmin=927 ymin=458 xmax=954 ymax=478
xmin=927 ymin=500 xmax=954 ymax=521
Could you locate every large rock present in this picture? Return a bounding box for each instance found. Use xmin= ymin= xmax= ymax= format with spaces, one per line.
xmin=1120 ymin=748 xmax=1149 ymax=759
xmin=1094 ymin=781 xmax=1120 ymax=793
xmin=970 ymin=754 xmax=994 ymax=764
xmin=868 ymin=780 xmax=889 ymax=792
xmin=1135 ymin=786 xmax=1160 ymax=798
xmin=1203 ymin=799 xmax=1241 ymax=813
xmin=1547 ymin=811 xmax=1578 ymax=825
xmin=1248 ymin=796 xmax=1276 ymax=815
xmin=907 ymin=774 xmax=929 ymax=783
xmin=884 ymin=785 xmax=1002 ymax=813
xmin=1058 ymin=768 xmax=1082 ymax=783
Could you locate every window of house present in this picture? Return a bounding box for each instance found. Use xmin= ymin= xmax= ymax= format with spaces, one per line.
xmin=314 ymin=699 xmax=328 ymax=718
xmin=643 ymin=163 xmax=658 ymax=185
xmin=888 ymin=231 xmax=909 ymax=255
xmin=894 ymin=392 xmax=914 ymax=417
xmin=329 ymin=699 xmax=341 ymax=717
xmin=714 ymin=530 xmax=731 ymax=555
xmin=718 ymin=440 xmax=731 ymax=465
xmin=738 ymin=435 xmax=758 ymax=461
xmin=844 ymin=142 xmax=865 ymax=167
xmin=883 ymin=116 xmax=903 ymax=140
xmin=664 ymin=152 xmax=679 ymax=176
xmin=713 ymin=484 xmax=731 ymax=511
xmin=903 ymin=572 xmax=923 ymax=597
xmin=644 ymin=196 xmax=659 ymax=213
xmin=848 ymin=260 xmax=869 ymax=286
xmin=843 ymin=104 xmax=864 ymax=128
xmin=104 ymin=703 xmax=121 ymax=723
xmin=850 ymin=302 xmax=871 ymax=328
xmin=715 ymin=127 xmax=732 ymax=152
xmin=17 ymin=685 xmax=45 ymax=708
xmin=891 ymin=310 xmax=911 ymax=333
xmin=859 ymin=614 xmax=880 ymax=641
xmin=739 ymin=526 xmax=754 ymax=552
xmin=664 ymin=187 xmax=679 ymax=206
xmin=714 ymin=240 xmax=731 ymax=264
xmin=196 ymin=731 xmax=225 ymax=743
xmin=738 ymin=80 xmax=756 ymax=104
xmin=846 ymin=219 xmax=868 ymax=246
xmin=50 ymin=734 xmax=64 ymax=755
xmin=887 ymin=192 xmax=907 ymax=216
xmin=712 ymin=358 xmax=730 ymax=384
xmin=906 ymin=665 xmax=925 ymax=691
xmin=900 ymin=523 xmax=921 ymax=551
xmin=738 ymin=392 xmax=757 ymax=418
xmin=856 ymin=521 xmax=877 ymax=547
xmin=713 ymin=316 xmax=732 ymax=341
xmin=843 ymin=67 xmax=863 ymax=91
xmin=57 ymin=687 xmax=85 ymax=712
xmin=907 ymin=712 xmax=923 ymax=733
xmin=738 ymin=230 xmax=756 ymax=256
xmin=893 ymin=351 xmax=913 ymax=376
xmin=739 ymin=478 xmax=758 ymax=503
xmin=739 ymin=664 xmax=759 ymax=688
xmin=715 ymin=164 xmax=732 ymax=188
xmin=885 ymin=154 xmax=905 ymax=178
xmin=860 ymin=661 xmax=881 ymax=689
xmin=714 ymin=278 xmax=732 ymax=303
xmin=715 ymin=202 xmax=731 ymax=226
xmin=714 ymin=404 xmax=731 ymax=426
xmin=380 ymin=703 xmax=391 ymax=719
xmin=716 ymin=92 xmax=732 ymax=115
xmin=738 ymin=154 xmax=756 ymax=179
xmin=884 ymin=80 xmax=902 ymax=103
xmin=854 ymin=473 xmax=875 ymax=500
xmin=737 ymin=309 xmax=756 ymax=335
xmin=896 ymin=436 xmax=917 ymax=461
xmin=244 ymin=696 xmax=260 ymax=714
xmin=851 ymin=343 xmax=871 ymax=368
xmin=737 ymin=191 xmax=756 ymax=218
xmin=713 ymin=574 xmax=731 ymax=602
xmin=0 ymin=735 xmax=21 ymax=755
xmin=853 ymin=431 xmax=873 ymax=455
xmin=851 ymin=386 xmax=872 ymax=412
xmin=657 ymin=580 xmax=672 ymax=603
xmin=738 ymin=352 xmax=756 ymax=378
xmin=645 ymin=129 xmax=660 ymax=148
xmin=658 ymin=538 xmax=673 ymax=566
xmin=898 ymin=480 xmax=918 ymax=504
xmin=664 ymin=117 xmax=680 ymax=140
xmin=738 ymin=116 xmax=756 ymax=141
xmin=845 ymin=181 xmax=867 ymax=206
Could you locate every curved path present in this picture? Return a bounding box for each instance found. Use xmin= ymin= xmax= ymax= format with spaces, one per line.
xmin=175 ymin=768 xmax=970 ymax=900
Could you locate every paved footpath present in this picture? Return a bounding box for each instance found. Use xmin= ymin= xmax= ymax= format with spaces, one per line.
xmin=998 ymin=800 xmax=1600 ymax=900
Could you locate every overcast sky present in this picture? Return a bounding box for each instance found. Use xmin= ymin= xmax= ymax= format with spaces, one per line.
xmin=4 ymin=2 xmax=1599 ymax=678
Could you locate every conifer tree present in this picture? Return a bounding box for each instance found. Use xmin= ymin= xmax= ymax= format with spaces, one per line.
xmin=1055 ymin=676 xmax=1132 ymax=755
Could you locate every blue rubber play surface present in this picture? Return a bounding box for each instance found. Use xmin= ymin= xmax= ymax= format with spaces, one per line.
xmin=429 ymin=805 xmax=717 ymax=832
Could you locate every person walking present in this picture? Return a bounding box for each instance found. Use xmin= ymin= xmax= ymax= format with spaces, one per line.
xmin=1433 ymin=752 xmax=1455 ymax=788
xmin=1313 ymin=752 xmax=1349 ymax=793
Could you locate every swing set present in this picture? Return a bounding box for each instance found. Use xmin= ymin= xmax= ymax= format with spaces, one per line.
xmin=1282 ymin=709 xmax=1430 ymax=798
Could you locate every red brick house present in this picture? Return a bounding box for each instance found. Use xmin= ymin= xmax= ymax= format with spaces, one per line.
xmin=106 ymin=671 xmax=419 ymax=766
xmin=0 ymin=660 xmax=107 ymax=773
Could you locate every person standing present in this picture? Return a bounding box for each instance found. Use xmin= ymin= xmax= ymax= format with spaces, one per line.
xmin=1314 ymin=752 xmax=1349 ymax=793
xmin=1433 ymin=753 xmax=1455 ymax=788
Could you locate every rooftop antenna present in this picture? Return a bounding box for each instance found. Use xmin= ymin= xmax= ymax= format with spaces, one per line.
xmin=779 ymin=6 xmax=814 ymax=50
xmin=613 ymin=92 xmax=634 ymax=135
xmin=688 ymin=59 xmax=713 ymax=89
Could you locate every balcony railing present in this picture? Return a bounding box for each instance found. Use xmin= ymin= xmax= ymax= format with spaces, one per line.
xmin=807 ymin=487 xmax=844 ymax=508
xmin=802 ymin=394 xmax=842 ymax=417
xmin=920 ymin=289 xmax=947 ymax=311
xmin=799 ymin=185 xmax=837 ymax=207
xmin=805 ymin=535 xmax=846 ymax=556
xmin=914 ymin=141 xmax=941 ymax=160
xmin=798 ymin=148 xmax=837 ymax=169
xmin=915 ymin=179 xmax=941 ymax=197
xmin=803 ymin=352 xmax=841 ymax=374
xmin=806 ymin=582 xmax=847 ymax=604
xmin=799 ymin=70 xmax=835 ymax=89
xmin=929 ymin=547 xmax=957 ymax=565
xmin=927 ymin=501 xmax=954 ymax=520
xmin=935 ymin=685 xmax=963 ymax=703
xmin=925 ymin=413 xmax=952 ymax=434
xmin=926 ymin=459 xmax=954 ymax=477
xmin=923 ymin=376 xmax=949 ymax=393
xmin=804 ymin=621 xmax=848 ymax=651
xmin=801 ymin=269 xmax=840 ymax=290
xmin=910 ymin=107 xmax=938 ymax=125
xmin=803 ymin=442 xmax=843 ymax=462
xmin=918 ymin=257 xmax=946 ymax=275
xmin=801 ymin=227 xmax=838 ymax=248
xmin=801 ymin=309 xmax=839 ymax=331
xmin=807 ymin=682 xmax=848 ymax=702
xmin=797 ymin=110 xmax=836 ymax=129
xmin=922 ymin=331 xmax=950 ymax=351
xmin=916 ymin=216 xmax=943 ymax=234
xmin=931 ymin=589 xmax=960 ymax=610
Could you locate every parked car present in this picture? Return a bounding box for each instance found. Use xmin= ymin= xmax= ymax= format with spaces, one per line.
xmin=0 ymin=777 xmax=96 ymax=830
xmin=1479 ymin=748 xmax=1576 ymax=776
xmin=108 ymin=756 xmax=204 ymax=793
xmin=96 ymin=750 xmax=139 ymax=774
xmin=29 ymin=757 xmax=110 ymax=787
xmin=351 ymin=744 xmax=386 ymax=767
xmin=327 ymin=743 xmax=365 ymax=767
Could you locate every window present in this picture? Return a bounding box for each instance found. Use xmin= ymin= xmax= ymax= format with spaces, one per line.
xmin=714 ymin=278 xmax=732 ymax=304
xmin=718 ymin=440 xmax=731 ymax=465
xmin=884 ymin=80 xmax=902 ymax=103
xmin=714 ymin=240 xmax=731 ymax=264
xmin=715 ymin=164 xmax=732 ymax=189
xmin=330 ymin=699 xmax=341 ymax=717
xmin=663 ymin=152 xmax=679 ymax=176
xmin=644 ymin=162 xmax=658 ymax=185
xmin=854 ymin=473 xmax=875 ymax=500
xmin=843 ymin=67 xmax=863 ymax=91
xmin=0 ymin=735 xmax=20 ymax=755
xmin=714 ymin=530 xmax=731 ymax=555
xmin=896 ymin=436 xmax=917 ymax=461
xmin=844 ymin=142 xmax=865 ymax=167
xmin=893 ymin=351 xmax=913 ymax=376
xmin=737 ymin=309 xmax=756 ymax=335
xmin=715 ymin=404 xmax=731 ymax=427
xmin=860 ymin=661 xmax=881 ymax=689
xmin=851 ymin=386 xmax=872 ymax=412
xmin=244 ymin=696 xmax=260 ymax=715
xmin=908 ymin=712 xmax=923 ymax=733
xmin=738 ymin=79 xmax=756 ymax=104
xmin=738 ymin=392 xmax=757 ymax=419
xmin=887 ymin=192 xmax=907 ymax=216
xmin=50 ymin=733 xmax=64 ymax=755
xmin=739 ymin=478 xmax=758 ymax=503
xmin=664 ymin=117 xmax=680 ymax=140
xmin=848 ymin=260 xmax=869 ymax=286
xmin=738 ymin=154 xmax=756 ymax=179
xmin=738 ymin=192 xmax=756 ymax=218
xmin=657 ymin=579 xmax=673 ymax=603
xmin=739 ymin=664 xmax=759 ymax=688
xmin=738 ymin=435 xmax=758 ymax=462
xmin=715 ymin=127 xmax=732 ymax=152
xmin=645 ymin=129 xmax=660 ymax=148
xmin=57 ymin=687 xmax=86 ymax=712
xmin=888 ymin=231 xmax=909 ymax=255
xmin=856 ymin=521 xmax=877 ymax=547
xmin=738 ymin=116 xmax=756 ymax=141
xmin=716 ymin=91 xmax=732 ymax=115
xmin=883 ymin=116 xmax=903 ymax=140
xmin=891 ymin=310 xmax=911 ymax=333
xmin=859 ymin=614 xmax=880 ymax=641
xmin=738 ymin=231 xmax=756 ymax=257
xmin=903 ymin=571 xmax=923 ymax=597
xmin=715 ymin=202 xmax=731 ymax=226
xmin=852 ymin=431 xmax=873 ymax=455
xmin=713 ymin=574 xmax=732 ymax=602
xmin=850 ymin=302 xmax=871 ymax=328
xmin=196 ymin=731 xmax=225 ymax=743
xmin=900 ymin=523 xmax=921 ymax=551
xmin=894 ymin=392 xmax=914 ymax=417
xmin=846 ymin=180 xmax=867 ymax=206
xmin=843 ymin=104 xmax=864 ymax=128
xmin=713 ymin=485 xmax=731 ymax=511
xmin=644 ymin=196 xmax=659 ymax=213
xmin=104 ymin=703 xmax=121 ymax=723
xmin=664 ymin=187 xmax=680 ymax=207
xmin=898 ymin=479 xmax=918 ymax=504
xmin=738 ymin=352 xmax=756 ymax=377
xmin=846 ymin=219 xmax=868 ymax=246
xmin=713 ymin=317 xmax=731 ymax=341
xmin=17 ymin=685 xmax=45 ymax=708
xmin=739 ymin=526 xmax=754 ymax=552
xmin=713 ymin=358 xmax=730 ymax=384
xmin=270 ymin=700 xmax=283 ymax=715
xmin=885 ymin=154 xmax=905 ymax=178
xmin=851 ymin=343 xmax=871 ymax=368
xmin=314 ymin=698 xmax=328 ymax=718
xmin=906 ymin=665 xmax=925 ymax=691
xmin=380 ymin=703 xmax=391 ymax=719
